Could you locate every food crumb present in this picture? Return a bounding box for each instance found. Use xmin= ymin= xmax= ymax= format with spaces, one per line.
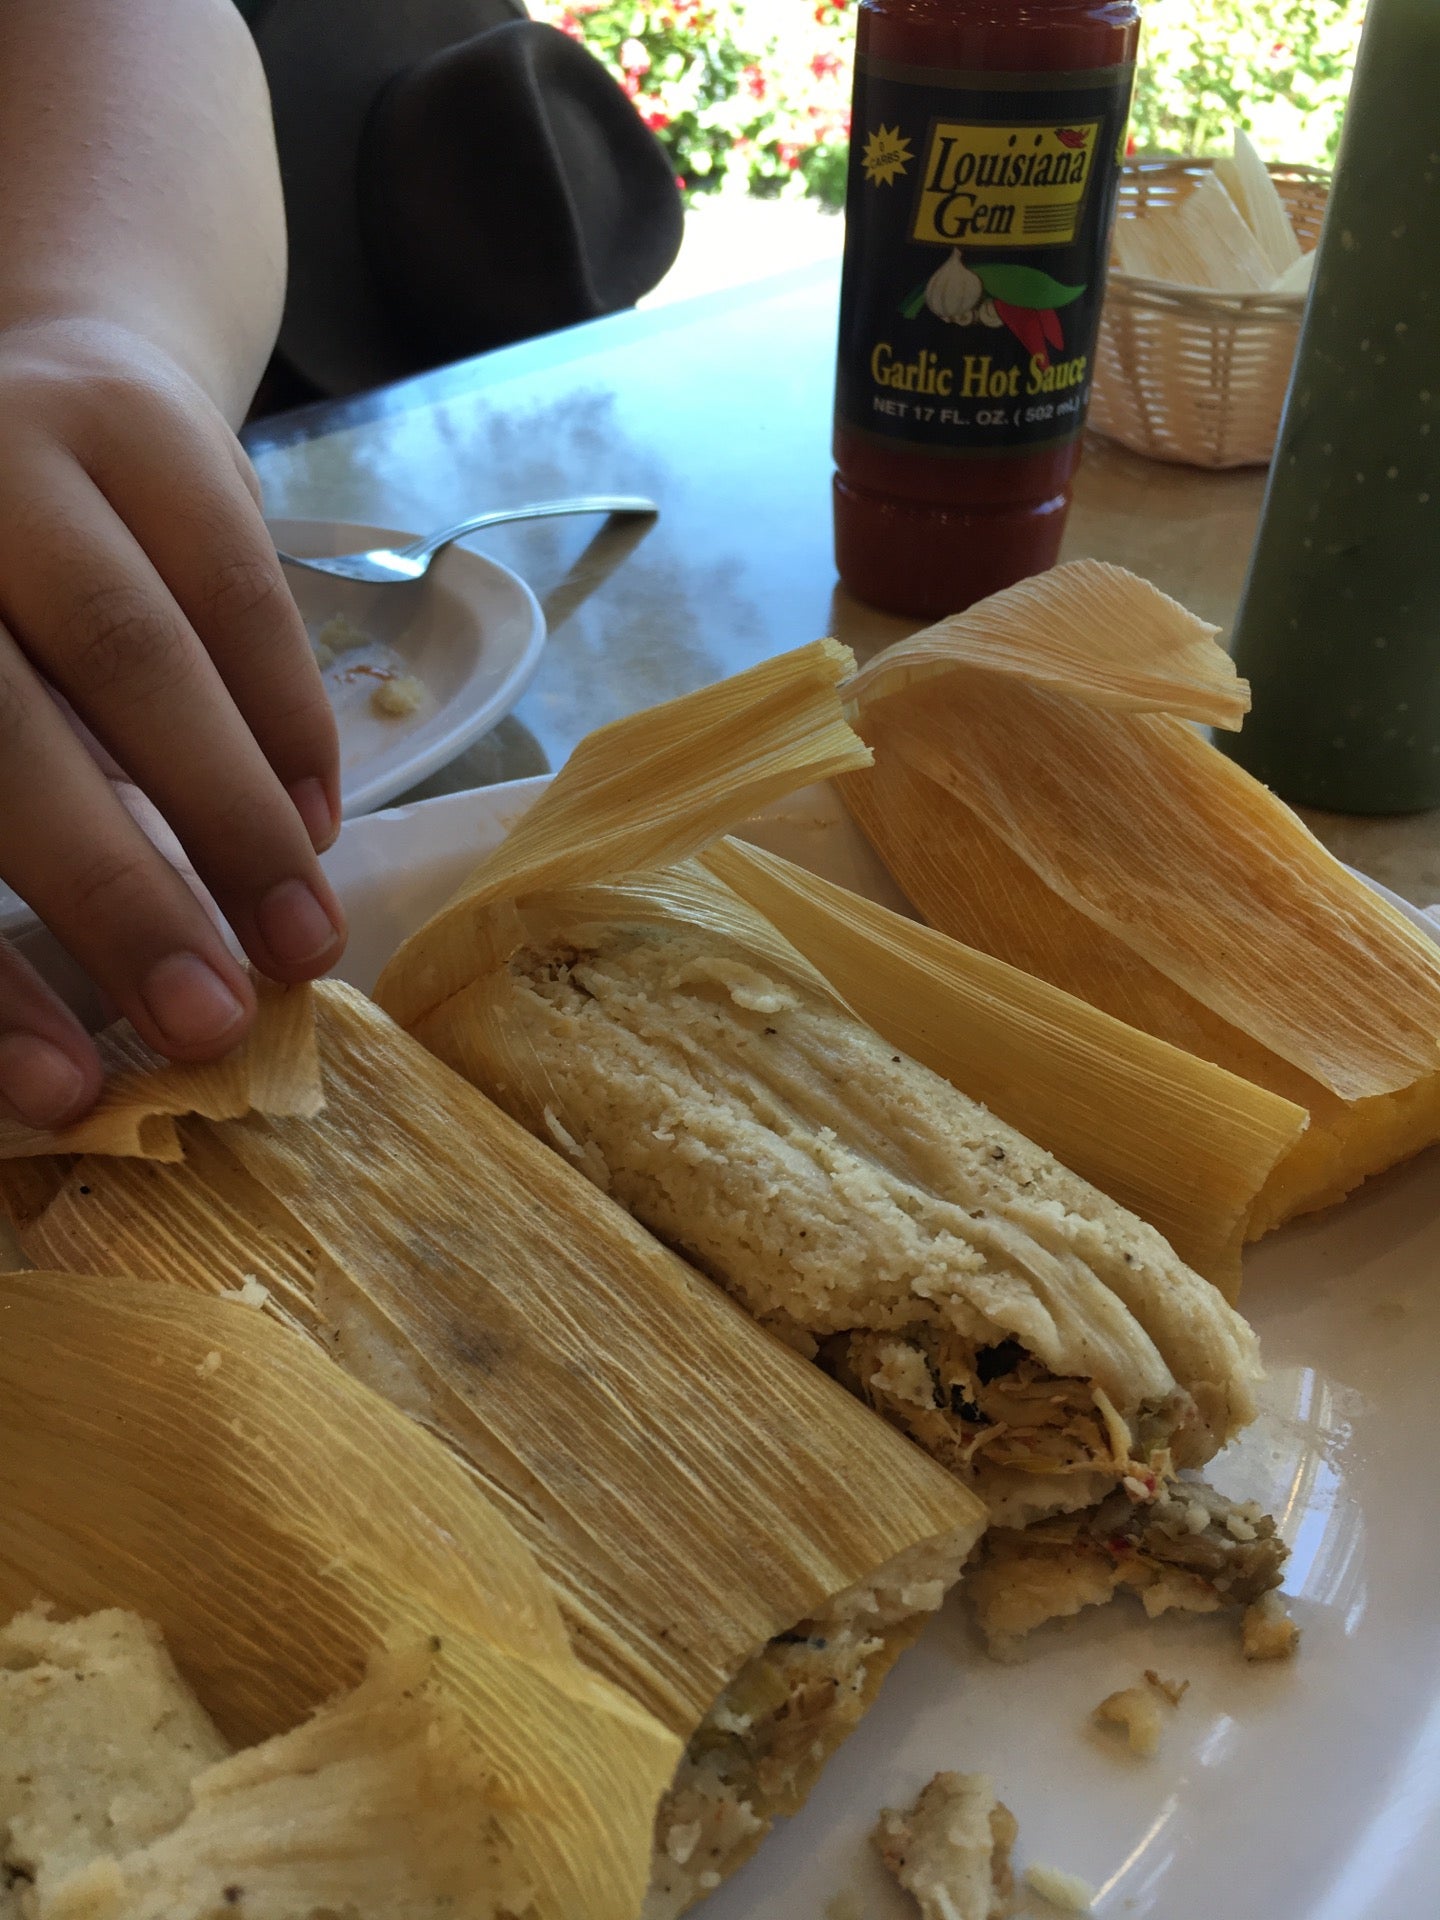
xmin=1092 ymin=1685 xmax=1164 ymax=1757
xmin=1143 ymin=1669 xmax=1189 ymax=1707
xmin=370 ymin=673 xmax=426 ymax=719
xmin=196 ymin=1350 xmax=222 ymax=1379
xmin=873 ymin=1771 xmax=1015 ymax=1919
xmin=1242 ymin=1592 xmax=1301 ymax=1662
xmin=317 ymin=613 xmax=371 ymax=655
xmin=219 ymin=1275 xmax=271 ymax=1312
xmin=1024 ymin=1863 xmax=1096 ymax=1912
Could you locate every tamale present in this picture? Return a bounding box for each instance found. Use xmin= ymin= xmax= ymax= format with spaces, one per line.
xmin=700 ymin=837 xmax=1305 ymax=1291
xmin=1 ymin=1614 xmax=537 ymax=1920
xmin=368 ymin=645 xmax=1283 ymax=1655
xmin=0 ymin=1270 xmax=678 ymax=1920
xmin=839 ymin=561 xmax=1440 ymax=1242
xmin=2 ymin=986 xmax=986 ymax=1918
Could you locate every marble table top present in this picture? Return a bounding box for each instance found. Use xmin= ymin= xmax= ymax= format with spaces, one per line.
xmin=246 ymin=260 xmax=1440 ymax=908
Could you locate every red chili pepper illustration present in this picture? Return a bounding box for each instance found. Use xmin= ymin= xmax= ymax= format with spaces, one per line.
xmin=992 ymin=297 xmax=1059 ymax=370
xmin=1054 ymin=127 xmax=1087 ymax=149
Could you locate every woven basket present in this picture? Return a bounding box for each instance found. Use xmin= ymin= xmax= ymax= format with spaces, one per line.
xmin=1090 ymin=158 xmax=1330 ymax=469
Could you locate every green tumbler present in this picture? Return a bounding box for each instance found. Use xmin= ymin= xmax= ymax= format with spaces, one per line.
xmin=1223 ymin=0 xmax=1440 ymax=813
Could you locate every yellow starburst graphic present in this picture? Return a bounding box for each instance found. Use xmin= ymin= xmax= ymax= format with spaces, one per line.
xmin=861 ymin=124 xmax=913 ymax=187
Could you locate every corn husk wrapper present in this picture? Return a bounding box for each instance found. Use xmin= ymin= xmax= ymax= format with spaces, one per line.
xmin=840 ymin=561 xmax=1440 ymax=1244
xmin=377 ymin=637 xmax=871 ymax=1033
xmin=842 ymin=559 xmax=1249 ymax=732
xmin=1112 ymin=169 xmax=1273 ymax=291
xmin=3 ymin=982 xmax=984 ymax=1750
xmin=1215 ymin=130 xmax=1302 ymax=279
xmin=0 ymin=1270 xmax=678 ymax=1920
xmin=0 ymin=979 xmax=320 ymax=1163
xmin=700 ymin=837 xmax=1305 ymax=1291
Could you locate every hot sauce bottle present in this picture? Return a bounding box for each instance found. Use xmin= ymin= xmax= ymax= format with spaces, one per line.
xmin=833 ymin=0 xmax=1139 ymax=617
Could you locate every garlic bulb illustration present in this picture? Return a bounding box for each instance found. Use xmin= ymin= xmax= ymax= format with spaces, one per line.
xmin=925 ymin=249 xmax=984 ymax=324
xmin=977 ymin=298 xmax=1001 ymax=327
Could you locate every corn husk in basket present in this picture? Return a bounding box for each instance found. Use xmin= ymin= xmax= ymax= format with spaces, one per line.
xmin=1 ymin=975 xmax=986 ymax=1912
xmin=1093 ymin=157 xmax=1329 ymax=467
xmin=0 ymin=1269 xmax=677 ymax=1920
xmin=365 ymin=640 xmax=1281 ymax=1522
xmin=839 ymin=561 xmax=1440 ymax=1247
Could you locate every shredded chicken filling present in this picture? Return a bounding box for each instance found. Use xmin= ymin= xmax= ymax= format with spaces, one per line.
xmin=644 ymin=1544 xmax=959 ymax=1920
xmin=828 ymin=1326 xmax=1196 ymax=1486
xmin=969 ymin=1479 xmax=1289 ymax=1659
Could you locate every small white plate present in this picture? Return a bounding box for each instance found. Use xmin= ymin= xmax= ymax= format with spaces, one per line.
xmin=272 ymin=517 xmax=546 ymax=818
xmin=0 ymin=525 xmax=542 ymax=957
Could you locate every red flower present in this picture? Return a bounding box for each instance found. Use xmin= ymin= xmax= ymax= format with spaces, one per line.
xmin=742 ymin=62 xmax=767 ymax=100
xmin=810 ymin=51 xmax=842 ymax=80
xmin=635 ymin=94 xmax=671 ymax=132
xmin=558 ymin=10 xmax=582 ymax=36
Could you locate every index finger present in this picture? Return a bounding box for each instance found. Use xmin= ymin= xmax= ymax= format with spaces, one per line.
xmin=85 ymin=400 xmax=342 ymax=852
xmin=0 ymin=625 xmax=258 ymax=1062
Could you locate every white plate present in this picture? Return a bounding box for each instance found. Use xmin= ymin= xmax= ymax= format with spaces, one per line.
xmin=322 ymin=778 xmax=1440 ymax=1920
xmin=0 ymin=522 xmax=545 ymax=944
xmin=272 ymin=517 xmax=546 ymax=817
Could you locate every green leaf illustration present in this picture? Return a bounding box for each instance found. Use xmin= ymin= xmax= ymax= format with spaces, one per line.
xmin=974 ymin=263 xmax=1086 ymax=310
xmin=901 ymin=281 xmax=929 ymax=318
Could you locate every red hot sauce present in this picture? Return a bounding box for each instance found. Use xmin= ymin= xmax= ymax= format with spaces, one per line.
xmin=833 ymin=0 xmax=1139 ymax=617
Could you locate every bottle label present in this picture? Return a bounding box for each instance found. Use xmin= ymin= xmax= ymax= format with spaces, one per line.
xmin=837 ymin=58 xmax=1134 ymax=456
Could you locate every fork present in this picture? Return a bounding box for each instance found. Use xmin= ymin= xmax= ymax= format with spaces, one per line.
xmin=274 ymin=495 xmax=659 ymax=585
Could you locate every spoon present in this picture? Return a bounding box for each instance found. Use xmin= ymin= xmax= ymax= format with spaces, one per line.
xmin=274 ymin=495 xmax=658 ymax=585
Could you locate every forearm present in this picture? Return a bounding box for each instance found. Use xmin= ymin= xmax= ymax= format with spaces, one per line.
xmin=0 ymin=0 xmax=286 ymax=425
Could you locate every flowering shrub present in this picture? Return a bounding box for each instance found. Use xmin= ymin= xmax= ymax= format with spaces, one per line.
xmin=538 ymin=0 xmax=853 ymax=203
xmin=535 ymin=0 xmax=1363 ymax=205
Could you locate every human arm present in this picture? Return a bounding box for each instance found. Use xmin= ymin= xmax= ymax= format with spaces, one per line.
xmin=0 ymin=0 xmax=345 ymax=1128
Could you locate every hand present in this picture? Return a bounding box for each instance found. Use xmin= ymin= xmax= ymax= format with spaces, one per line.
xmin=0 ymin=316 xmax=346 ymax=1129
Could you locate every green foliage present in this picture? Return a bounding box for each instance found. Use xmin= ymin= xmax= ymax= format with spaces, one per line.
xmin=533 ymin=0 xmax=1363 ymax=205
xmin=1130 ymin=0 xmax=1364 ymax=165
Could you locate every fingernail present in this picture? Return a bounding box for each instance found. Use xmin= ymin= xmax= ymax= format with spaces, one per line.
xmin=140 ymin=952 xmax=248 ymax=1051
xmin=0 ymin=1034 xmax=88 ymax=1129
xmin=289 ymin=776 xmax=338 ymax=853
xmin=255 ymin=876 xmax=341 ymax=971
